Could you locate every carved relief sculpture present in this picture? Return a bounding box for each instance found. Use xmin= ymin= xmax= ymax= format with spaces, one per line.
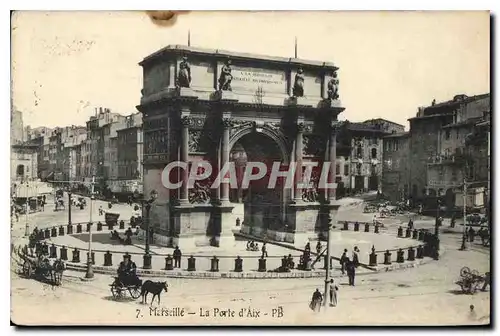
xmin=188 ymin=130 xmax=203 ymax=153
xmin=177 ymin=56 xmax=192 ymax=88
xmin=292 ymin=67 xmax=305 ymax=97
xmin=189 ymin=180 xmax=211 ymax=204
xmin=302 ymin=168 xmax=320 ymax=202
xmin=218 ymin=59 xmax=233 ymax=91
xmin=327 ymin=71 xmax=340 ymax=100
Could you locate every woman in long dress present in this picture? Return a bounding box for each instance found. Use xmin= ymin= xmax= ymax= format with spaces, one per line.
xmin=329 ymin=279 xmax=338 ymax=307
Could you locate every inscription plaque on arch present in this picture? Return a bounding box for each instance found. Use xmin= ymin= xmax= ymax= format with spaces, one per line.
xmin=231 ymin=66 xmax=286 ymax=94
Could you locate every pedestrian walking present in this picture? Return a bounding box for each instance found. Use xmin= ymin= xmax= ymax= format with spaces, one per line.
xmin=173 ymin=246 xmax=182 ymax=268
xmin=340 ymin=249 xmax=349 ymax=275
xmin=316 ymin=241 xmax=322 ymax=255
xmin=346 ymin=260 xmax=356 ymax=286
xmin=305 ymin=242 xmax=311 ymax=252
xmin=261 ymin=242 xmax=268 ymax=258
xmin=329 ymin=279 xmax=338 ymax=307
xmin=481 ymin=272 xmax=490 ymax=292
xmin=450 ymin=214 xmax=456 ymax=228
xmin=99 ymin=206 xmax=103 ymax=216
xmin=408 ymin=218 xmax=414 ymax=230
xmin=352 ymin=246 xmax=360 ymax=268
xmin=309 ymin=289 xmax=323 ymax=313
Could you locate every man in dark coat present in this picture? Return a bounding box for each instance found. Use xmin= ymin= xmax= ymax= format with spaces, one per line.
xmin=309 ymin=288 xmax=323 ymax=312
xmin=261 ymin=242 xmax=268 ymax=258
xmin=173 ymin=246 xmax=182 ymax=268
xmin=346 ymin=260 xmax=356 ymax=286
xmin=117 ymin=255 xmax=139 ymax=286
xmin=340 ymin=249 xmax=349 ymax=275
xmin=316 ymin=241 xmax=322 ymax=255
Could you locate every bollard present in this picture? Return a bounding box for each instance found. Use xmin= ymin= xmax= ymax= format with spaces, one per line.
xmin=281 ymin=256 xmax=288 ymax=269
xmin=104 ymin=251 xmax=113 ymax=266
xmin=405 ymin=227 xmax=411 ymax=238
xmin=60 ymin=246 xmax=68 ymax=261
xmin=369 ymin=246 xmax=378 ymax=266
xmin=234 ymin=256 xmax=243 ymax=272
xmin=396 ymin=249 xmax=404 ymax=263
xmin=418 ymin=230 xmax=424 ymax=241
xmin=374 ymin=223 xmax=380 ymax=234
xmin=165 ymin=255 xmax=174 ymax=270
xmin=119 ymin=220 xmax=125 ymax=230
xmin=412 ymin=229 xmax=418 ymax=239
xmin=107 ymin=221 xmax=114 ymax=231
xmin=383 ymin=250 xmax=392 ymax=265
xmin=86 ymin=223 xmax=91 ymax=232
xmin=258 ymin=257 xmax=267 ymax=272
xmin=365 ymin=223 xmax=370 ymax=232
xmin=354 ymin=222 xmax=360 ymax=232
xmin=72 ymin=248 xmax=80 ymax=263
xmin=210 ymin=256 xmax=219 ymax=272
xmin=143 ymin=252 xmax=152 ymax=269
xmin=59 ymin=226 xmax=65 ymax=236
xmin=49 ymin=244 xmax=57 ymax=258
xmin=187 ymin=256 xmax=196 ymax=272
xmin=397 ymin=226 xmax=403 ymax=237
xmin=44 ymin=229 xmax=50 ymax=239
xmin=76 ymin=223 xmax=82 ymax=233
xmin=97 ymin=221 xmax=103 ymax=231
xmin=67 ymin=224 xmax=73 ymax=235
xmin=416 ymin=245 xmax=424 ymax=259
xmin=343 ymin=221 xmax=349 ymax=230
xmin=51 ymin=227 xmax=57 ymax=237
xmin=87 ymin=252 xmax=95 ymax=265
xmin=407 ymin=247 xmax=415 ymax=261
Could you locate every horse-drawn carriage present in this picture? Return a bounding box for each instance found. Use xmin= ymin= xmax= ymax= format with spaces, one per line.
xmin=456 ymin=267 xmax=487 ymax=294
xmin=109 ymin=276 xmax=143 ymax=299
xmin=19 ymin=249 xmax=65 ymax=286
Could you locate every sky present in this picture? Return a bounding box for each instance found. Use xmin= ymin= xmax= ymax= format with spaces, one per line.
xmin=11 ymin=11 xmax=490 ymax=130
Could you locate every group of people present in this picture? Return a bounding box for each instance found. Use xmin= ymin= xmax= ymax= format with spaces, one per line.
xmin=310 ymin=279 xmax=339 ymax=312
xmin=340 ymin=247 xmax=359 ymax=286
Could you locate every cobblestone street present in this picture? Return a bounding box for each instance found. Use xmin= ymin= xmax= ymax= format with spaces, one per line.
xmin=10 ymin=195 xmax=491 ymax=325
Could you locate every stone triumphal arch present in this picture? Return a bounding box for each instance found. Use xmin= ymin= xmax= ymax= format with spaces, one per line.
xmin=137 ymin=45 xmax=344 ymax=248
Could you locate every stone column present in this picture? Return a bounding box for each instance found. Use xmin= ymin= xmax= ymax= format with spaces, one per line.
xmin=293 ymin=123 xmax=305 ymax=202
xmin=221 ymin=118 xmax=232 ymax=204
xmin=180 ymin=116 xmax=191 ymax=204
xmin=328 ymin=122 xmax=339 ymax=202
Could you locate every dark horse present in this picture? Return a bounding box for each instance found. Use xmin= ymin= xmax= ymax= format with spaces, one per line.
xmin=141 ymin=280 xmax=168 ymax=305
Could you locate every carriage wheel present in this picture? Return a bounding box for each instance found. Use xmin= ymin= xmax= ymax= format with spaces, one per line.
xmin=460 ymin=267 xmax=471 ymax=278
xmin=129 ymin=286 xmax=142 ymax=299
xmin=111 ymin=285 xmax=124 ymax=299
xmin=54 ymin=272 xmax=63 ymax=286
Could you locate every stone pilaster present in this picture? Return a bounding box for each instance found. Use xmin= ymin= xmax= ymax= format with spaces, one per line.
xmin=220 ymin=117 xmax=233 ymax=205
xmin=294 ymin=123 xmax=305 ymax=202
xmin=180 ymin=116 xmax=191 ymax=204
xmin=328 ymin=121 xmax=340 ymax=202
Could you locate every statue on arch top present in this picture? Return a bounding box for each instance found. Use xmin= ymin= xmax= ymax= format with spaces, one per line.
xmin=177 ymin=56 xmax=192 ymax=88
xmin=218 ymin=58 xmax=233 ymax=91
xmin=327 ymin=70 xmax=339 ymax=100
xmin=292 ymin=67 xmax=305 ymax=97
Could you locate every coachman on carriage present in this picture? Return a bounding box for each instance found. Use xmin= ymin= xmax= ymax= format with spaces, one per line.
xmin=109 ymin=254 xmax=143 ymax=299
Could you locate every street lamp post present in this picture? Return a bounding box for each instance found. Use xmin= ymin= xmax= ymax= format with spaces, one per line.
xmin=85 ymin=175 xmax=96 ymax=279
xmin=68 ymin=189 xmax=72 ymax=225
xmin=24 ymin=182 xmax=30 ymax=237
xmin=323 ymin=210 xmax=333 ymax=309
xmin=433 ymin=198 xmax=441 ymax=260
xmin=142 ymin=190 xmax=158 ymax=269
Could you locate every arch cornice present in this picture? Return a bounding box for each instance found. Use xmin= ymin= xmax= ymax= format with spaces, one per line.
xmin=229 ymin=123 xmax=290 ymax=164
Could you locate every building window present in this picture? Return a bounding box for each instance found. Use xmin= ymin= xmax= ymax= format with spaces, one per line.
xmin=356 ymin=163 xmax=362 ymax=175
xmin=336 ymin=164 xmax=340 ymax=175
xmin=344 ymin=164 xmax=349 ymax=176
xmin=451 ymin=168 xmax=457 ymax=181
xmin=371 ymin=148 xmax=377 ymax=159
xmin=445 ymin=130 xmax=451 ymax=140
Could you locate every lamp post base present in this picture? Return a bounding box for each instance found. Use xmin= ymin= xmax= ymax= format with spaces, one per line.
xmin=83 ymin=261 xmax=94 ymax=280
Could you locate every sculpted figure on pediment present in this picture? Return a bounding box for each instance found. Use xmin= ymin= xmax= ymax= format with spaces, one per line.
xmin=292 ymin=67 xmax=305 ymax=97
xmin=188 ymin=130 xmax=203 ymax=153
xmin=177 ymin=56 xmax=192 ymax=88
xmin=327 ymin=71 xmax=340 ymax=100
xmin=218 ymin=59 xmax=233 ymax=91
